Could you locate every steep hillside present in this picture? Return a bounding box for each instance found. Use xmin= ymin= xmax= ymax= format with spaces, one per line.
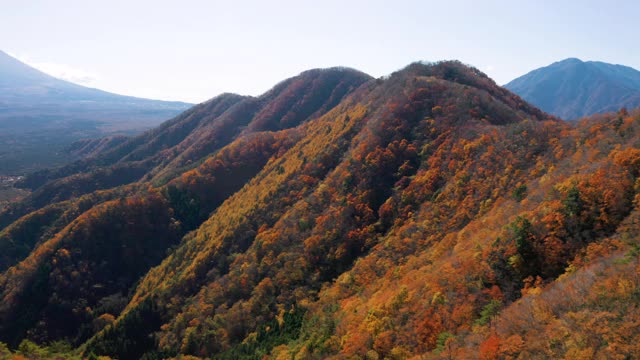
xmin=1 ymin=61 xmax=640 ymax=360
xmin=422 ymin=110 xmax=640 ymax=359
xmin=65 ymin=136 xmax=129 ymax=159
xmin=505 ymin=58 xmax=640 ymax=119
xmin=0 ymin=50 xmax=192 ymax=174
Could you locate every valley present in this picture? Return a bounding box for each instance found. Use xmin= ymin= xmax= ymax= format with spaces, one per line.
xmin=0 ymin=176 xmax=28 ymax=210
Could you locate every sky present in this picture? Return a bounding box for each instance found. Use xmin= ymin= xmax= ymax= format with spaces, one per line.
xmin=2 ymin=0 xmax=639 ymax=103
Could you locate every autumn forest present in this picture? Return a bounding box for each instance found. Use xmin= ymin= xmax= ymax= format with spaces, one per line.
xmin=1 ymin=61 xmax=640 ymax=359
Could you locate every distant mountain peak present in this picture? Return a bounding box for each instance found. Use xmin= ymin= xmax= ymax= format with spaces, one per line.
xmin=0 ymin=50 xmax=192 ymax=174
xmin=559 ymin=57 xmax=583 ymax=63
xmin=0 ymin=49 xmax=58 ymax=85
xmin=505 ymin=58 xmax=640 ymax=119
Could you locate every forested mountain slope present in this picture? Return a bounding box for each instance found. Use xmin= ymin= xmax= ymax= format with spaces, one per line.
xmin=1 ymin=61 xmax=640 ymax=360
xmin=0 ymin=66 xmax=372 ymax=349
xmin=1 ymin=68 xmax=370 ymax=228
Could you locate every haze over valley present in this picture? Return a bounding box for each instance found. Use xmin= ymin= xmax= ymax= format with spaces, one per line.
xmin=0 ymin=50 xmax=191 ymax=175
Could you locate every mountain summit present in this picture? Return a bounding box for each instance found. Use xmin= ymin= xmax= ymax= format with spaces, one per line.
xmin=505 ymin=58 xmax=640 ymax=119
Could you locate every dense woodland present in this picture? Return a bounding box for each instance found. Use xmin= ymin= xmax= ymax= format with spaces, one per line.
xmin=0 ymin=61 xmax=639 ymax=359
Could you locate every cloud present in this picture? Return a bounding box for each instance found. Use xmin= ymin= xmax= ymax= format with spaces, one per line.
xmin=8 ymin=52 xmax=101 ymax=86
xmin=485 ymin=65 xmax=495 ymax=72
xmin=30 ymin=62 xmax=101 ymax=86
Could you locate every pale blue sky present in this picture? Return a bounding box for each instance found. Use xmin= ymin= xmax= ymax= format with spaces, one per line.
xmin=2 ymin=0 xmax=638 ymax=103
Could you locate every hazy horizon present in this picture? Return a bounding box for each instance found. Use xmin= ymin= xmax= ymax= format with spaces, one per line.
xmin=3 ymin=0 xmax=639 ymax=103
